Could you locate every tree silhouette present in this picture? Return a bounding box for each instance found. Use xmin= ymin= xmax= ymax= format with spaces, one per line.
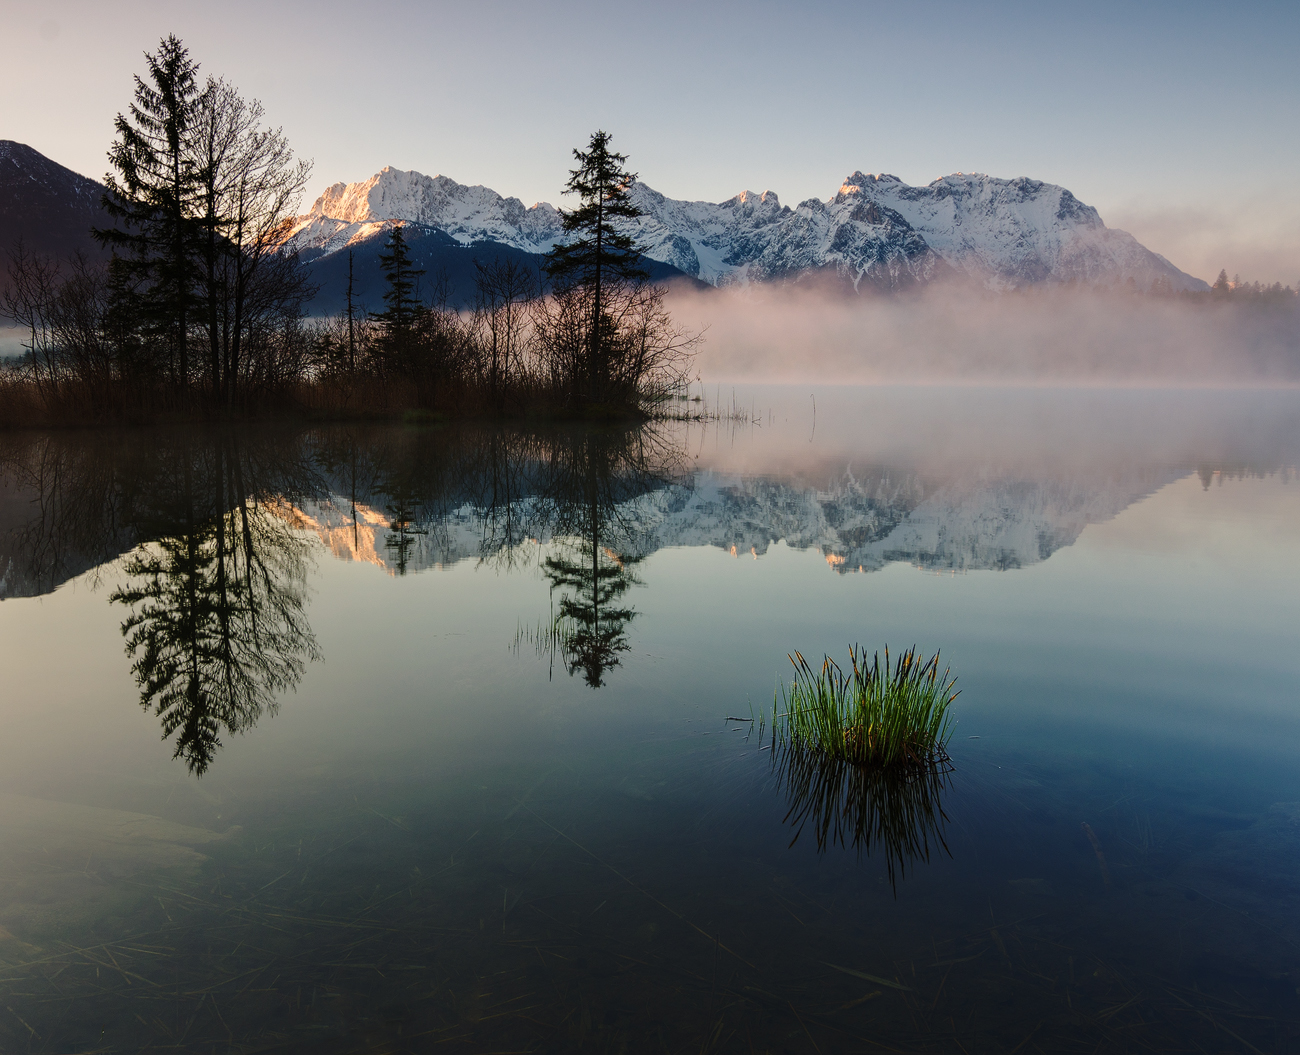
xmin=97 ymin=34 xmax=203 ymax=388
xmin=545 ymin=131 xmax=648 ymax=405
xmin=372 ymin=223 xmax=428 ymax=377
xmin=110 ymin=440 xmax=319 ymax=774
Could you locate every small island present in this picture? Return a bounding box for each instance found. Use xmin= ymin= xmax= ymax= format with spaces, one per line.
xmin=0 ymin=37 xmax=696 ymax=428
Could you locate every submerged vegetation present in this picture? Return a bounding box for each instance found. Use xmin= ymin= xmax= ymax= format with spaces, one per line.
xmin=774 ymin=646 xmax=958 ymax=768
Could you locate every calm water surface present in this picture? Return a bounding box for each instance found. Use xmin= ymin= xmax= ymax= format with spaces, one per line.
xmin=1 ymin=386 xmax=1299 ymax=1053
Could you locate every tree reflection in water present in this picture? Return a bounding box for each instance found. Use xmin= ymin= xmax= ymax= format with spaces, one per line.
xmin=0 ymin=422 xmax=687 ymax=775
xmin=774 ymin=742 xmax=953 ymax=888
xmin=108 ymin=438 xmax=320 ymax=774
xmin=534 ymin=427 xmax=678 ymax=688
xmin=543 ymin=542 xmax=642 ymax=688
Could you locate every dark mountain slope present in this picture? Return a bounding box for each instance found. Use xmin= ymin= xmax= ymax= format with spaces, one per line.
xmin=0 ymin=141 xmax=107 ymax=266
xmin=301 ymin=223 xmax=700 ymax=315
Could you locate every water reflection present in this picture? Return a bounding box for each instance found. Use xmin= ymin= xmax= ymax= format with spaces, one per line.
xmin=535 ymin=429 xmax=675 ymax=686
xmin=1 ymin=417 xmax=1295 ymax=769
xmin=3 ymin=393 xmax=1300 ymax=1053
xmin=0 ymin=425 xmax=689 ymax=767
xmin=774 ymin=741 xmax=952 ymax=887
xmin=109 ymin=444 xmax=319 ymax=775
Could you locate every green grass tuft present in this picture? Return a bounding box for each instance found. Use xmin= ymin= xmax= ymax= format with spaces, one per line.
xmin=774 ymin=645 xmax=958 ymax=768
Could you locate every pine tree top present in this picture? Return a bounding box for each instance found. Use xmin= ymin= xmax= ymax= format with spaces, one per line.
xmin=545 ymin=130 xmax=647 ymax=288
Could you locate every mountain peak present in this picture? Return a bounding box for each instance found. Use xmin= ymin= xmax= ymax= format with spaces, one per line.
xmin=839 ymin=172 xmax=903 ymax=196
xmin=730 ymin=189 xmax=780 ymax=207
xmin=283 ymin=162 xmax=1207 ymax=294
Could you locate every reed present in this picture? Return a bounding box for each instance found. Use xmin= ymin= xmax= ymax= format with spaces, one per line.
xmin=774 ymin=645 xmax=957 ymax=768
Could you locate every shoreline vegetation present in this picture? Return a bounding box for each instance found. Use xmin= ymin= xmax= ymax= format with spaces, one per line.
xmin=0 ymin=37 xmax=700 ymax=430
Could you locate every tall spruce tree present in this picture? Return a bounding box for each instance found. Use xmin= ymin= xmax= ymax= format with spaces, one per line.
xmin=545 ymin=131 xmax=647 ymax=404
xmin=372 ymin=223 xmax=429 ymax=375
xmin=97 ymin=35 xmax=202 ymax=389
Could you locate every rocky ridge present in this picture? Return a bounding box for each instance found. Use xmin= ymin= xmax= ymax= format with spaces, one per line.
xmin=283 ymin=165 xmax=1207 ymax=293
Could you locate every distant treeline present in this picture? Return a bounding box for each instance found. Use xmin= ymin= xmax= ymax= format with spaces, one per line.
xmin=1140 ymin=269 xmax=1298 ymax=304
xmin=0 ymin=37 xmax=696 ymax=428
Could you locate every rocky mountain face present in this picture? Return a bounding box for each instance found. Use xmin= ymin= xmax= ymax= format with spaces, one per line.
xmin=291 ymin=168 xmax=563 ymax=259
xmin=284 ymin=165 xmax=1207 ymax=294
xmin=832 ymin=172 xmax=1201 ymax=290
xmin=0 ymin=141 xmax=107 ymax=275
xmin=0 ymin=142 xmax=1208 ymax=304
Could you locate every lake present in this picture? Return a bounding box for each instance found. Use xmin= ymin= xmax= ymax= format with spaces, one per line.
xmin=1 ymin=385 xmax=1299 ymax=1053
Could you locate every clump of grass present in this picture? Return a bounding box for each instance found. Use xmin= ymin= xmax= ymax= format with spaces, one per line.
xmin=774 ymin=645 xmax=958 ymax=768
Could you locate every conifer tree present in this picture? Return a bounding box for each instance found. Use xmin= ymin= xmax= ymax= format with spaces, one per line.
xmin=97 ymin=35 xmax=202 ymax=388
xmin=372 ymin=223 xmax=428 ymax=374
xmin=545 ymin=131 xmax=647 ymax=404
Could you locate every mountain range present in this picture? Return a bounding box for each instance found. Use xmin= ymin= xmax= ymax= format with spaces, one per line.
xmin=0 ymin=140 xmax=1208 ymax=310
xmin=285 ymin=164 xmax=1209 ymax=304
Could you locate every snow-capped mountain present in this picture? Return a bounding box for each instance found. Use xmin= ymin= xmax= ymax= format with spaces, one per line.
xmin=284 ymin=165 xmax=1207 ymax=293
xmin=0 ymin=141 xmax=1207 ymax=299
xmin=830 ymin=172 xmax=1198 ymax=290
xmin=287 ymin=168 xmax=563 ymax=262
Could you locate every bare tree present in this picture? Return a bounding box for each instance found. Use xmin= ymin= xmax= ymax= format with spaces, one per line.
xmin=530 ymin=280 xmax=698 ymax=412
xmin=2 ymin=242 xmax=63 ymax=400
xmin=191 ymin=77 xmax=313 ymax=406
xmin=472 ymin=256 xmax=537 ymax=410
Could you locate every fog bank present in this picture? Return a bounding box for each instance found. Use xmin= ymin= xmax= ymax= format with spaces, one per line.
xmin=669 ymin=281 xmax=1300 ymax=386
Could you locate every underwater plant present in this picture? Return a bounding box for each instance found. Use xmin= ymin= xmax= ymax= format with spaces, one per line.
xmin=774 ymin=646 xmax=958 ymax=768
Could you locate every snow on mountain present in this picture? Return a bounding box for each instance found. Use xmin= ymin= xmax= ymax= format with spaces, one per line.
xmin=282 ymin=166 xmax=563 ymax=261
xmin=835 ymin=172 xmax=1204 ymax=291
xmin=621 ymin=185 xmax=791 ymax=284
xmin=284 ymin=164 xmax=1207 ymax=293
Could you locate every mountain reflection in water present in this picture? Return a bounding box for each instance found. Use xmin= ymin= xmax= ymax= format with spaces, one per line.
xmin=0 ymin=425 xmax=688 ymax=763
xmin=0 ymin=398 xmax=1296 ymax=772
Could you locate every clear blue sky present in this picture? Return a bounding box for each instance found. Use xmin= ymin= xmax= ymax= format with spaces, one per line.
xmin=3 ymin=0 xmax=1297 ymax=283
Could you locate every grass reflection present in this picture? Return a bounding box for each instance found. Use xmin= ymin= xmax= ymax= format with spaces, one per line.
xmin=773 ymin=739 xmax=952 ymax=888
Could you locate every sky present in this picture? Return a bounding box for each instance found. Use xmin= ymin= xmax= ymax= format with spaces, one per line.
xmin=3 ymin=0 xmax=1298 ymax=284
